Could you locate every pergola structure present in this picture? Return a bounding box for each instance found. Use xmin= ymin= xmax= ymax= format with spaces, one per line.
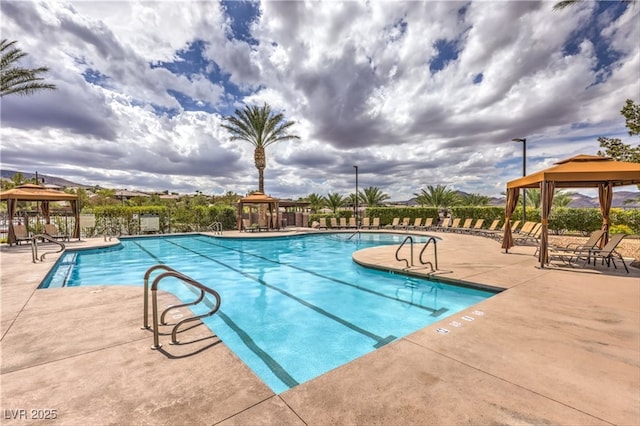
xmin=0 ymin=184 xmax=80 ymax=245
xmin=502 ymin=155 xmax=640 ymax=267
xmin=236 ymin=192 xmax=280 ymax=231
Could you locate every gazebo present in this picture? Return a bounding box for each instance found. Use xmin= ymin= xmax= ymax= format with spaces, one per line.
xmin=236 ymin=192 xmax=280 ymax=231
xmin=0 ymin=184 xmax=80 ymax=245
xmin=502 ymin=155 xmax=640 ymax=267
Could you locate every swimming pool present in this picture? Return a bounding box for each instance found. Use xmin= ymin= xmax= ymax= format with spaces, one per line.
xmin=41 ymin=233 xmax=495 ymax=393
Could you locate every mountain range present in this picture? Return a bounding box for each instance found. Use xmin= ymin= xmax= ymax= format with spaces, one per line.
xmin=2 ymin=169 xmax=639 ymax=208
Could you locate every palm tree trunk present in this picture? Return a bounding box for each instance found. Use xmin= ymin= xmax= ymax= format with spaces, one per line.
xmin=255 ymin=146 xmax=266 ymax=193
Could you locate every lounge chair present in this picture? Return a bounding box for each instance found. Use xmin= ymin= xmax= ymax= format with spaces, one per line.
xmin=318 ymin=218 xmax=328 ymax=230
xmin=44 ymin=224 xmax=70 ymax=241
xmin=551 ymin=233 xmax=629 ymax=273
xmin=407 ymin=218 xmax=422 ymax=230
xmin=348 ymin=217 xmax=357 ymax=229
xmin=361 ymin=217 xmax=370 ymax=229
xmin=398 ymin=217 xmax=410 ymax=230
xmin=339 ymin=217 xmax=348 ymax=229
xmin=242 ymin=219 xmax=257 ymax=232
xmin=479 ymin=219 xmax=499 ymax=236
xmin=434 ymin=217 xmax=451 ymax=232
xmin=548 ymin=229 xmax=605 ymax=255
xmin=13 ymin=224 xmax=31 ymax=245
xmin=330 ymin=217 xmax=339 ymax=229
xmin=514 ymin=223 xmax=542 ymax=245
xmin=446 ymin=218 xmax=461 ymax=232
xmin=371 ymin=218 xmax=380 ymax=229
xmin=385 ymin=218 xmax=400 ymax=229
xmin=456 ymin=218 xmax=473 ymax=233
xmin=515 ymin=221 xmax=536 ymax=236
xmin=419 ymin=217 xmax=434 ymax=230
xmin=468 ymin=219 xmax=484 ymax=234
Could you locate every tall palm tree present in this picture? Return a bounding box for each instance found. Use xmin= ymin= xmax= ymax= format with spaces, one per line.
xmin=222 ymin=103 xmax=299 ymax=193
xmin=461 ymin=193 xmax=490 ymax=206
xmin=1 ymin=39 xmax=56 ymax=97
xmin=325 ymin=192 xmax=346 ymax=213
xmin=359 ymin=186 xmax=390 ymax=207
xmin=413 ymin=184 xmax=461 ymax=208
xmin=305 ymin=192 xmax=326 ymax=213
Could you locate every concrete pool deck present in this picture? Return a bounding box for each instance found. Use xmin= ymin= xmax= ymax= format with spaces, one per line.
xmin=1 ymin=229 xmax=638 ymax=425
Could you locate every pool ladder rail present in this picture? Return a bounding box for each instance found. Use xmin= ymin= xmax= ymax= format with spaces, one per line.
xmin=208 ymin=221 xmax=223 ymax=235
xmin=30 ymin=234 xmax=65 ymax=263
xmin=395 ymin=236 xmax=438 ymax=272
xmin=142 ymin=265 xmax=222 ymax=350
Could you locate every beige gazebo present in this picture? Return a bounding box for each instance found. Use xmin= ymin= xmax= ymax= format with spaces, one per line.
xmin=502 ymin=155 xmax=640 ymax=267
xmin=236 ymin=192 xmax=280 ymax=231
xmin=0 ymin=184 xmax=80 ymax=245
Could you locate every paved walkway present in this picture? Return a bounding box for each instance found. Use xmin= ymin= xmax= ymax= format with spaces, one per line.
xmin=1 ymin=230 xmax=638 ymax=425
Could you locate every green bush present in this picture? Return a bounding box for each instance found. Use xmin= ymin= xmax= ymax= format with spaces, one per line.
xmin=609 ymin=224 xmax=634 ymax=235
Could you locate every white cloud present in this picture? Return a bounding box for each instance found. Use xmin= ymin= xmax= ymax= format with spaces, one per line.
xmin=1 ymin=0 xmax=638 ymax=200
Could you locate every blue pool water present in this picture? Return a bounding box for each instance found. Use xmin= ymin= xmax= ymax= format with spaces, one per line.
xmin=41 ymin=233 xmax=495 ymax=393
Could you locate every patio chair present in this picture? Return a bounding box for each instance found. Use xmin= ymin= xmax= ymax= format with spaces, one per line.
xmin=548 ymin=229 xmax=605 ymax=255
xmin=330 ymin=217 xmax=338 ymax=229
xmin=456 ymin=218 xmax=473 ymax=233
xmin=348 ymin=217 xmax=357 ymax=229
xmin=515 ymin=221 xmax=536 ymax=235
xmin=551 ymin=233 xmax=629 ymax=273
xmin=44 ymin=224 xmax=70 ymax=241
xmin=446 ymin=218 xmax=461 ymax=232
xmin=407 ymin=218 xmax=422 ymax=230
xmin=339 ymin=217 xmax=347 ymax=229
xmin=514 ymin=223 xmax=542 ymax=245
xmin=479 ymin=219 xmax=500 ymax=238
xmin=419 ymin=217 xmax=434 ymax=230
xmin=385 ymin=218 xmax=400 ymax=229
xmin=371 ymin=218 xmax=380 ymax=229
xmin=434 ymin=217 xmax=451 ymax=232
xmin=318 ymin=218 xmax=328 ymax=230
xmin=361 ymin=217 xmax=371 ymax=229
xmin=398 ymin=217 xmax=411 ymax=230
xmin=468 ymin=219 xmax=484 ymax=234
xmin=13 ymin=224 xmax=31 ymax=245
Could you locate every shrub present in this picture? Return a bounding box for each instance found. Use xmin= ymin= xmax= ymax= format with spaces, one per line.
xmin=609 ymin=224 xmax=634 ymax=235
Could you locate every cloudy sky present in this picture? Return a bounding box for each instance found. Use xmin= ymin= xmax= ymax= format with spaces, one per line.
xmin=1 ymin=0 xmax=639 ymax=200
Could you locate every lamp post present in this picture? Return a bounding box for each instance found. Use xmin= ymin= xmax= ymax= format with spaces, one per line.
xmin=512 ymin=138 xmax=527 ymax=223
xmin=353 ymin=165 xmax=358 ymax=225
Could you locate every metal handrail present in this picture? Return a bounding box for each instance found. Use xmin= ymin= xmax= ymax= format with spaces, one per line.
xmin=395 ymin=236 xmax=414 ymax=269
xmin=347 ymin=230 xmax=360 ymax=241
xmin=142 ymin=265 xmax=221 ymax=349
xmin=418 ymin=236 xmax=438 ymax=272
xmin=209 ymin=222 xmax=222 ymax=235
xmin=31 ymin=234 xmax=65 ymax=262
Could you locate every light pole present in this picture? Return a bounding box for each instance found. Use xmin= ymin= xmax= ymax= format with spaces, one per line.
xmin=512 ymin=138 xmax=527 ymax=223
xmin=353 ymin=165 xmax=358 ymax=225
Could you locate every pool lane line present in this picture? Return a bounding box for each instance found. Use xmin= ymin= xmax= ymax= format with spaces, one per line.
xmin=137 ymin=238 xmax=298 ymax=391
xmin=163 ymin=239 xmax=397 ymax=349
xmin=192 ymin=236 xmax=447 ymax=317
xmin=131 ymin=240 xmax=165 ymax=264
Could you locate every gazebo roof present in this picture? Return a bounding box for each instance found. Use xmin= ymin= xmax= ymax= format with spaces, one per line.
xmin=0 ymin=184 xmax=78 ymax=201
xmin=239 ymin=192 xmax=279 ymax=203
xmin=506 ymin=155 xmax=640 ymax=189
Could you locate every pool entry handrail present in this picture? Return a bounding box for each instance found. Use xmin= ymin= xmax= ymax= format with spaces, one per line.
xmin=396 ymin=236 xmax=414 ymax=268
xmin=208 ymin=222 xmax=222 ymax=235
xmin=347 ymin=230 xmax=361 ymax=241
xmin=142 ymin=264 xmax=221 ymax=349
xmin=419 ymin=236 xmax=438 ymax=272
xmin=31 ymin=234 xmax=65 ymax=262
xmin=396 ymin=235 xmax=438 ymax=272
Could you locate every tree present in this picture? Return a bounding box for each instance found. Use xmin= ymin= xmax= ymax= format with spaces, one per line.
xmin=413 ymin=185 xmax=461 ymax=208
xmin=597 ymin=100 xmax=640 ymax=163
xmin=553 ymin=0 xmax=636 ymax=10
xmin=461 ymin=193 xmax=490 ymax=206
xmin=359 ymin=186 xmax=390 ymax=207
xmin=325 ymin=192 xmax=346 ymax=213
xmin=1 ymin=39 xmax=56 ymax=97
xmin=222 ymin=103 xmax=299 ymax=193
xmin=305 ymin=193 xmax=326 ymax=213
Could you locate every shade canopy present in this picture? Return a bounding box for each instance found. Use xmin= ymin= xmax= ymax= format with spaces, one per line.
xmin=1 ymin=184 xmax=80 ymax=245
xmin=236 ymin=191 xmax=280 ymax=231
xmin=506 ymin=155 xmax=640 ymax=189
xmin=502 ymin=155 xmax=640 ymax=268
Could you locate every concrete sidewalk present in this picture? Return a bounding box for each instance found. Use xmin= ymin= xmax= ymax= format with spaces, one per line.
xmin=1 ymin=231 xmax=638 ymax=425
